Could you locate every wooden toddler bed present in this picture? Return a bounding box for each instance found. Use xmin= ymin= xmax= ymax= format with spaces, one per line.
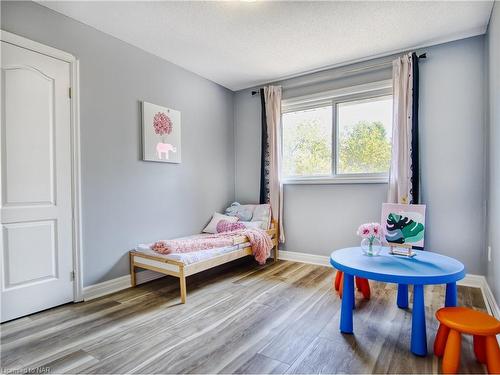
xmin=129 ymin=221 xmax=278 ymax=303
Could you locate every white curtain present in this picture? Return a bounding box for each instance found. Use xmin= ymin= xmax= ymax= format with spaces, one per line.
xmin=388 ymin=53 xmax=414 ymax=204
xmin=264 ymin=86 xmax=285 ymax=242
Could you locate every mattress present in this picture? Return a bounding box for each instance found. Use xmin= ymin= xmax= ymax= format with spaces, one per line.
xmin=135 ymin=241 xmax=251 ymax=265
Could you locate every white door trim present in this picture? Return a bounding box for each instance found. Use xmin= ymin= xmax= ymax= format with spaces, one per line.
xmin=1 ymin=30 xmax=84 ymax=302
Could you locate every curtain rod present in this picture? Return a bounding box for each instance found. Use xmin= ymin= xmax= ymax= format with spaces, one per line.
xmin=251 ymin=53 xmax=427 ymax=96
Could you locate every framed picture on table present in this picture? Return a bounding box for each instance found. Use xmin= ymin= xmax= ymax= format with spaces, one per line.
xmin=381 ymin=203 xmax=426 ymax=255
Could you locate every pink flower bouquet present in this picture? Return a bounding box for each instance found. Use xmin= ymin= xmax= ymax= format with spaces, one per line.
xmin=356 ymin=222 xmax=382 ymax=239
xmin=357 ymin=222 xmax=383 ymax=256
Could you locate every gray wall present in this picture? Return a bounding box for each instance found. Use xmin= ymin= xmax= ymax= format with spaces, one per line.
xmin=1 ymin=1 xmax=235 ymax=286
xmin=419 ymin=36 xmax=486 ymax=276
xmin=235 ymin=36 xmax=487 ymax=275
xmin=487 ymin=2 xmax=500 ymax=302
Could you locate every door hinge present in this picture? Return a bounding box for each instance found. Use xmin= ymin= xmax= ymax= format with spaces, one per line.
xmin=70 ymin=271 xmax=75 ymax=281
xmin=69 ymin=87 xmax=72 ymax=99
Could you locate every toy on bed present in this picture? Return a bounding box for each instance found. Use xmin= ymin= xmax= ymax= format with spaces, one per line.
xmin=129 ymin=203 xmax=278 ymax=303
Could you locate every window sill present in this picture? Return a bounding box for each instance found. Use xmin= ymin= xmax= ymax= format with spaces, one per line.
xmin=282 ymin=176 xmax=389 ymax=185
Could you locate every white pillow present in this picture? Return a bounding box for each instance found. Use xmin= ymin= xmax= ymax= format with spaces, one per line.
xmin=222 ymin=202 xmax=272 ymax=230
xmin=203 ymin=212 xmax=239 ymax=234
xmin=252 ymin=204 xmax=271 ymax=230
xmin=239 ymin=221 xmax=264 ymax=229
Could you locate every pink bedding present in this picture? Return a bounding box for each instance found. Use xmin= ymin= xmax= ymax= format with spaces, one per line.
xmin=151 ymin=228 xmax=273 ymax=264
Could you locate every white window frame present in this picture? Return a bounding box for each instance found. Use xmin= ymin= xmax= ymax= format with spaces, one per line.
xmin=281 ymin=80 xmax=392 ymax=185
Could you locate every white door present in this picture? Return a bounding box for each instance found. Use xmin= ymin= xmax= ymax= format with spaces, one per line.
xmin=1 ymin=40 xmax=74 ymax=322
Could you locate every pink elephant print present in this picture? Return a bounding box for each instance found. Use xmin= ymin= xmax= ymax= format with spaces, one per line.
xmin=156 ymin=142 xmax=177 ymax=160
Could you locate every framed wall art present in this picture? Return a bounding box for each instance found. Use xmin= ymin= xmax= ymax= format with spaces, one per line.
xmin=142 ymin=101 xmax=181 ymax=163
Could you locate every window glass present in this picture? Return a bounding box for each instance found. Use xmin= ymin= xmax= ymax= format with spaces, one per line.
xmin=282 ymin=106 xmax=332 ymax=178
xmin=337 ymin=96 xmax=392 ymax=174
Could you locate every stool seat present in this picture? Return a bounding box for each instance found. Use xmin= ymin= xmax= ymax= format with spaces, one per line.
xmin=434 ymin=307 xmax=500 ymax=374
xmin=436 ymin=307 xmax=500 ymax=336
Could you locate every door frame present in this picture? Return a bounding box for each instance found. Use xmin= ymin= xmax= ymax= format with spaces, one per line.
xmin=1 ymin=30 xmax=84 ymax=302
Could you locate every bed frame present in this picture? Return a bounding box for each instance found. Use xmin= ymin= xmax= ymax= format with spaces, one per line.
xmin=129 ymin=221 xmax=279 ymax=303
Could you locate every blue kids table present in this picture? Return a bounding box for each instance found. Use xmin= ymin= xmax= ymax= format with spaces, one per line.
xmin=330 ymin=247 xmax=465 ymax=356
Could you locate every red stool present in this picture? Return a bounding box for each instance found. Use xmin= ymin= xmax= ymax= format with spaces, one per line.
xmin=334 ymin=270 xmax=370 ymax=299
xmin=434 ymin=307 xmax=500 ymax=374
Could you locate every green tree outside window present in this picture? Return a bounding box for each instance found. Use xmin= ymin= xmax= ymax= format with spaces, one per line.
xmin=283 ymin=119 xmax=391 ymax=177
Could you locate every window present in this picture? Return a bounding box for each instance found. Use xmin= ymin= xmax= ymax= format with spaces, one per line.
xmin=281 ymin=82 xmax=393 ymax=183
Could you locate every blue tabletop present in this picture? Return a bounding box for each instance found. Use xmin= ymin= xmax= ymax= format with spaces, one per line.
xmin=330 ymin=247 xmax=465 ymax=285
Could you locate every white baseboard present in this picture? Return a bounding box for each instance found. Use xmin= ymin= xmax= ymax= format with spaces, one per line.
xmin=83 ymin=270 xmax=166 ymax=300
xmin=458 ymin=274 xmax=500 ymax=319
xmin=278 ymin=250 xmax=330 ymax=266
xmin=279 ymin=250 xmax=500 ymax=319
xmin=83 ymin=275 xmax=131 ymax=300
xmin=483 ymin=282 xmax=500 ymax=319
xmin=457 ymin=273 xmax=485 ymax=288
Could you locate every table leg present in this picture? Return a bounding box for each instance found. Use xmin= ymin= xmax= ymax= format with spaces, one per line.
xmin=445 ymin=282 xmax=457 ymax=307
xmin=340 ymin=273 xmax=354 ymax=334
xmin=397 ymin=284 xmax=409 ymax=309
xmin=411 ymin=284 xmax=427 ymax=356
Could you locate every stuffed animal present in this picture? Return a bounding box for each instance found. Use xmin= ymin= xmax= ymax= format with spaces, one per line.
xmin=224 ymin=202 xmax=253 ymax=221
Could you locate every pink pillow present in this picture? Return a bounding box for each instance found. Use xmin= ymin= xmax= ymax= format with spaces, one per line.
xmin=216 ymin=220 xmax=245 ymax=233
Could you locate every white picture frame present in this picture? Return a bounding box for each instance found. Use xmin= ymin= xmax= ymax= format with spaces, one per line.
xmin=142 ymin=101 xmax=181 ymax=163
xmin=381 ymin=203 xmax=426 ymax=249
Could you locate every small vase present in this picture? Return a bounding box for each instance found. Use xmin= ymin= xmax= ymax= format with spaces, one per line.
xmin=361 ymin=237 xmax=382 ymax=256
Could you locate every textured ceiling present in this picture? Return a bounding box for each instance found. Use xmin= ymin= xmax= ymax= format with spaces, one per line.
xmin=39 ymin=1 xmax=494 ymax=90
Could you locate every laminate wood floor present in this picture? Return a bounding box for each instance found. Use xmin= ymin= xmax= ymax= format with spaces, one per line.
xmin=0 ymin=259 xmax=489 ymax=374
